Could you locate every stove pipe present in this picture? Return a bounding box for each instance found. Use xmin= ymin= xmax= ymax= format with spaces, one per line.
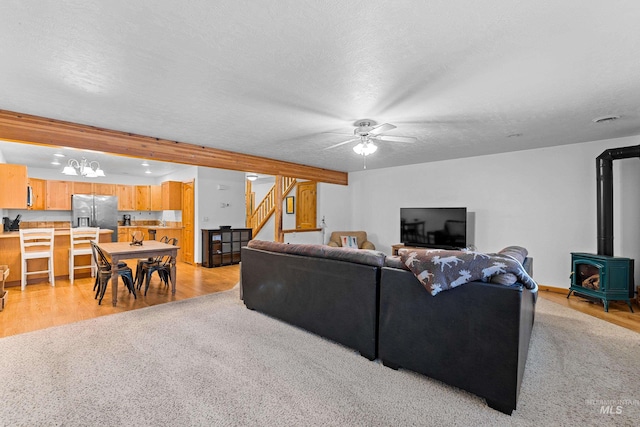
xmin=596 ymin=144 xmax=640 ymax=256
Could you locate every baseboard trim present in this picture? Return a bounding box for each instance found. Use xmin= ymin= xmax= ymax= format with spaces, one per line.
xmin=538 ymin=284 xmax=569 ymax=294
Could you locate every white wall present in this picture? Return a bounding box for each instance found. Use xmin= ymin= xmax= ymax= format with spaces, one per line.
xmin=251 ymin=179 xmax=351 ymax=245
xmin=26 ymin=167 xmax=159 ymax=185
xmin=349 ymin=136 xmax=640 ymax=288
xmin=195 ymin=167 xmax=246 ymax=263
xmin=284 ymin=182 xmax=351 ymax=245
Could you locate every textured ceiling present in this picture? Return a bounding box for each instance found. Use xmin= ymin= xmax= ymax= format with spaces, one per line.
xmin=1 ymin=0 xmax=640 ymax=176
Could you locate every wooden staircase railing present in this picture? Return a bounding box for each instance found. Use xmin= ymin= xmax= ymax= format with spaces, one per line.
xmin=247 ymin=176 xmax=296 ymax=236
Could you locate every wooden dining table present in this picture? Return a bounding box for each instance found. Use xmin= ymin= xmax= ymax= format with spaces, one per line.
xmin=95 ymin=240 xmax=180 ymax=306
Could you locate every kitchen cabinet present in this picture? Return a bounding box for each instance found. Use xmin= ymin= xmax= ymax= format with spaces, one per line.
xmin=118 ymin=227 xmax=135 ymax=242
xmin=94 ymin=183 xmax=116 ymax=196
xmin=135 ymin=185 xmax=151 ymax=211
xmin=0 ymin=164 xmax=28 ymax=208
xmin=118 ymin=227 xmax=148 ymax=242
xmin=152 ymin=227 xmax=183 ymax=261
xmin=161 ymin=181 xmax=182 ymax=210
xmin=117 ymin=185 xmax=135 ymax=210
xmin=137 ymin=227 xmax=149 ymax=241
xmin=118 ymin=226 xmax=144 ymax=242
xmin=28 ymin=177 xmax=45 ymax=210
xmin=72 ymin=181 xmax=93 ymax=195
xmin=150 ymin=185 xmax=162 ymax=211
xmin=46 ymin=180 xmax=72 ymax=210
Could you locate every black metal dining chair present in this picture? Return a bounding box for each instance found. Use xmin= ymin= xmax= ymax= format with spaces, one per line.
xmin=140 ymin=238 xmax=178 ymax=296
xmin=134 ymin=235 xmax=169 ymax=289
xmin=90 ymin=241 xmax=136 ymax=305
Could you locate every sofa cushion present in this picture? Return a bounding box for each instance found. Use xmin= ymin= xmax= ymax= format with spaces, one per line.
xmin=247 ymin=240 xmax=386 ymax=267
xmin=490 ymin=246 xmax=528 ymax=285
xmin=384 ymin=255 xmax=410 ymax=270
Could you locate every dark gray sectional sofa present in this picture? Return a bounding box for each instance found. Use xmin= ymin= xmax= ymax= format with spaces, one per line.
xmin=241 ymin=240 xmax=385 ymax=361
xmin=240 ymin=240 xmax=536 ymax=415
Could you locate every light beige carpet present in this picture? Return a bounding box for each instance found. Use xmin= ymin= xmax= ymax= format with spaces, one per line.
xmin=0 ymin=287 xmax=638 ymax=426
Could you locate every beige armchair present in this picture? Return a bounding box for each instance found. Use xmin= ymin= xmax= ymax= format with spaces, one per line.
xmin=327 ymin=231 xmax=375 ymax=250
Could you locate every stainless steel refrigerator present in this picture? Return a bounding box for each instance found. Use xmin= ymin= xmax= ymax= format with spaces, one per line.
xmin=71 ymin=195 xmax=119 ymax=242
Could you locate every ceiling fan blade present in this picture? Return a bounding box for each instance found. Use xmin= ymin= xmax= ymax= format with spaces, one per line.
xmin=369 ymin=123 xmax=397 ymax=135
xmin=324 ymin=138 xmax=360 ymax=150
xmin=321 ymin=131 xmax=354 ymax=136
xmin=373 ymin=135 xmax=417 ymax=143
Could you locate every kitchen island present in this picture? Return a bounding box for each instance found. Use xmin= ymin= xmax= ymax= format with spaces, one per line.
xmin=0 ymin=228 xmax=114 ymax=287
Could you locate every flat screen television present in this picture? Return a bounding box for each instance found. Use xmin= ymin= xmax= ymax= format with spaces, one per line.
xmin=400 ymin=207 xmax=467 ymax=249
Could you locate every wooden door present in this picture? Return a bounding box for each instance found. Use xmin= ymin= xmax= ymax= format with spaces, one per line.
xmin=182 ymin=179 xmax=195 ymax=264
xmin=296 ymin=181 xmax=317 ymax=229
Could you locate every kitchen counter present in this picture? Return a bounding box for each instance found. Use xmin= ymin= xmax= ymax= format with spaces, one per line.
xmin=0 ymin=228 xmax=114 ymax=239
xmin=118 ymin=225 xmax=183 ymax=230
xmin=0 ymin=228 xmax=114 ymax=287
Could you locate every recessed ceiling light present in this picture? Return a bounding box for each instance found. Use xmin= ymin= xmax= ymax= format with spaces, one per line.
xmin=51 ymin=159 xmax=61 ymax=165
xmin=593 ymin=115 xmax=621 ymax=124
xmin=53 ymin=153 xmax=65 ymax=157
xmin=145 ymin=170 xmax=152 ymax=174
xmin=141 ymin=161 xmax=150 ymax=167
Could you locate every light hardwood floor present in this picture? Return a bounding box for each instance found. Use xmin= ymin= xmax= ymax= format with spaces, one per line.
xmin=538 ymin=286 xmax=640 ymax=333
xmin=0 ymin=262 xmax=239 ymax=338
xmin=1 ymin=267 xmax=638 ymax=337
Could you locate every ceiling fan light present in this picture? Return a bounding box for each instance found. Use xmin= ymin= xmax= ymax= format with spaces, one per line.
xmin=353 ymin=142 xmax=377 ymax=156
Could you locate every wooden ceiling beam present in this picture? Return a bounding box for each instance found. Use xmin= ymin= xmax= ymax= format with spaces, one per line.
xmin=0 ymin=109 xmax=348 ymax=185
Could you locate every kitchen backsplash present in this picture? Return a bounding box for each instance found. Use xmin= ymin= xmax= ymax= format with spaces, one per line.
xmin=20 ymin=220 xmax=182 ymax=229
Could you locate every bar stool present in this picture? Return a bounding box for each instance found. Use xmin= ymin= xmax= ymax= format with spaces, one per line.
xmin=19 ymin=228 xmax=55 ymax=290
xmin=69 ymin=227 xmax=100 ymax=284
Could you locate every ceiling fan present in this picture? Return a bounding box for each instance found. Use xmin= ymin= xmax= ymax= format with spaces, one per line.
xmin=324 ymin=120 xmax=416 ymax=157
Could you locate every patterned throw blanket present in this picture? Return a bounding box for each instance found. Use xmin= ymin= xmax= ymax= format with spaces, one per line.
xmin=399 ymin=247 xmax=538 ymax=296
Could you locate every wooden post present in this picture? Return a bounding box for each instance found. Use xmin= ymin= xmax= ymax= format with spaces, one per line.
xmin=245 ymin=179 xmax=253 ymax=228
xmin=274 ymin=175 xmax=284 ymax=242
